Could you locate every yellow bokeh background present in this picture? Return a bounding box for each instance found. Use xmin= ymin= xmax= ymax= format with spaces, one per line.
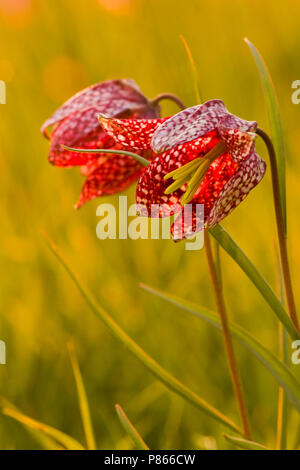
xmin=0 ymin=0 xmax=300 ymax=449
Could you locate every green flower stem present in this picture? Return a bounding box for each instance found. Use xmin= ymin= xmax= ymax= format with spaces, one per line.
xmin=256 ymin=128 xmax=299 ymax=332
xmin=205 ymin=232 xmax=251 ymax=439
xmin=245 ymin=38 xmax=286 ymax=232
xmin=62 ymin=145 xmax=150 ymax=167
xmin=276 ymin=325 xmax=289 ymax=449
xmin=150 ymin=93 xmax=186 ymax=111
xmin=275 ymin=248 xmax=289 ymax=450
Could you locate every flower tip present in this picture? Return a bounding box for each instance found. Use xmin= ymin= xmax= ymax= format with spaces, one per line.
xmin=60 ymin=144 xmax=80 ymax=153
xmin=172 ymin=236 xmax=183 ymax=243
xmin=74 ymin=199 xmax=83 ymax=210
xmin=97 ymin=113 xmax=110 ymax=123
xmin=60 ymin=143 xmax=75 ymax=152
xmin=41 ymin=125 xmax=50 ymax=140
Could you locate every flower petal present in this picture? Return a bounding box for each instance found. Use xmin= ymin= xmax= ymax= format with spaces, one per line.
xmin=151 ymin=100 xmax=227 ymax=153
xmin=217 ymin=113 xmax=257 ymax=162
xmin=76 ymin=153 xmax=144 ymax=208
xmin=136 ymin=131 xmax=220 ymax=216
xmin=41 ymin=79 xmax=160 ymax=138
xmin=206 ymin=150 xmax=266 ymax=228
xmin=217 ymin=128 xmax=256 ymax=163
xmin=98 ymin=115 xmax=168 ymax=150
xmin=171 ymin=204 xmax=204 ymax=241
xmin=169 ymin=152 xmax=238 ymax=239
xmin=151 ymin=99 xmax=257 ymax=155
xmin=48 ymin=109 xmax=115 ymax=167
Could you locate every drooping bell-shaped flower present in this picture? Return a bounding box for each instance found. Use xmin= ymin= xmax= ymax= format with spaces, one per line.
xmin=134 ymin=100 xmax=266 ymax=239
xmin=41 ymin=79 xmax=162 ymax=207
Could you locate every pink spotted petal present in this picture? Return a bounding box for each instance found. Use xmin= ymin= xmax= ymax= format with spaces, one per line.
xmin=48 ymin=109 xmax=115 ymax=167
xmin=206 ymin=150 xmax=266 ymax=228
xmin=217 ymin=127 xmax=256 ymax=163
xmin=98 ymin=115 xmax=168 ymax=150
xmin=151 ymin=100 xmax=227 ymax=152
xmin=151 ymin=99 xmax=257 ymax=154
xmin=41 ymin=79 xmax=160 ymax=138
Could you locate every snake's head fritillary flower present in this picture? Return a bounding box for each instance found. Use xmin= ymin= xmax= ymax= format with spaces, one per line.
xmin=134 ymin=99 xmax=266 ymax=240
xmin=41 ymin=79 xmax=161 ymax=207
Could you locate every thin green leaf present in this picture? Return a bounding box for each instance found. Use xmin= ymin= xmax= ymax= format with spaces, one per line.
xmin=115 ymin=404 xmax=149 ymax=450
xmin=0 ymin=398 xmax=63 ymax=450
xmin=68 ymin=342 xmax=96 ymax=450
xmin=224 ymin=434 xmax=269 ymax=450
xmin=30 ymin=430 xmax=65 ymax=450
xmin=245 ymin=38 xmax=286 ymax=233
xmin=41 ymin=230 xmax=241 ymax=435
xmin=209 ymin=224 xmax=299 ymax=340
xmin=179 ymin=35 xmax=203 ymax=104
xmin=140 ymin=284 xmax=300 ymax=414
xmin=2 ymin=407 xmax=85 ymax=450
xmin=62 ymin=145 xmax=150 ymax=167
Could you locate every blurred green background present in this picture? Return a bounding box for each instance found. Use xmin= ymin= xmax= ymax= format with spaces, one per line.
xmin=0 ymin=0 xmax=300 ymax=450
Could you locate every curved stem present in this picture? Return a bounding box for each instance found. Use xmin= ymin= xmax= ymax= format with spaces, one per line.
xmin=256 ymin=128 xmax=299 ymax=331
xmin=61 ymin=145 xmax=150 ymax=167
xmin=275 ymin=247 xmax=288 ymax=450
xmin=205 ymin=231 xmax=251 ymax=439
xmin=150 ymin=93 xmax=186 ymax=111
xmin=276 ymin=324 xmax=289 ymax=449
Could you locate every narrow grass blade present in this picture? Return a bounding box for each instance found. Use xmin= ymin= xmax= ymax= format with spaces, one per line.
xmin=115 ymin=404 xmax=149 ymax=450
xmin=2 ymin=408 xmax=85 ymax=450
xmin=224 ymin=434 xmax=269 ymax=450
xmin=179 ymin=35 xmax=203 ymax=104
xmin=62 ymin=145 xmax=150 ymax=167
xmin=209 ymin=224 xmax=299 ymax=340
xmin=245 ymin=38 xmax=286 ymax=233
xmin=30 ymin=431 xmax=65 ymax=450
xmin=68 ymin=342 xmax=96 ymax=450
xmin=0 ymin=398 xmax=63 ymax=450
xmin=140 ymin=284 xmax=300 ymax=414
xmin=41 ymin=231 xmax=241 ymax=435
